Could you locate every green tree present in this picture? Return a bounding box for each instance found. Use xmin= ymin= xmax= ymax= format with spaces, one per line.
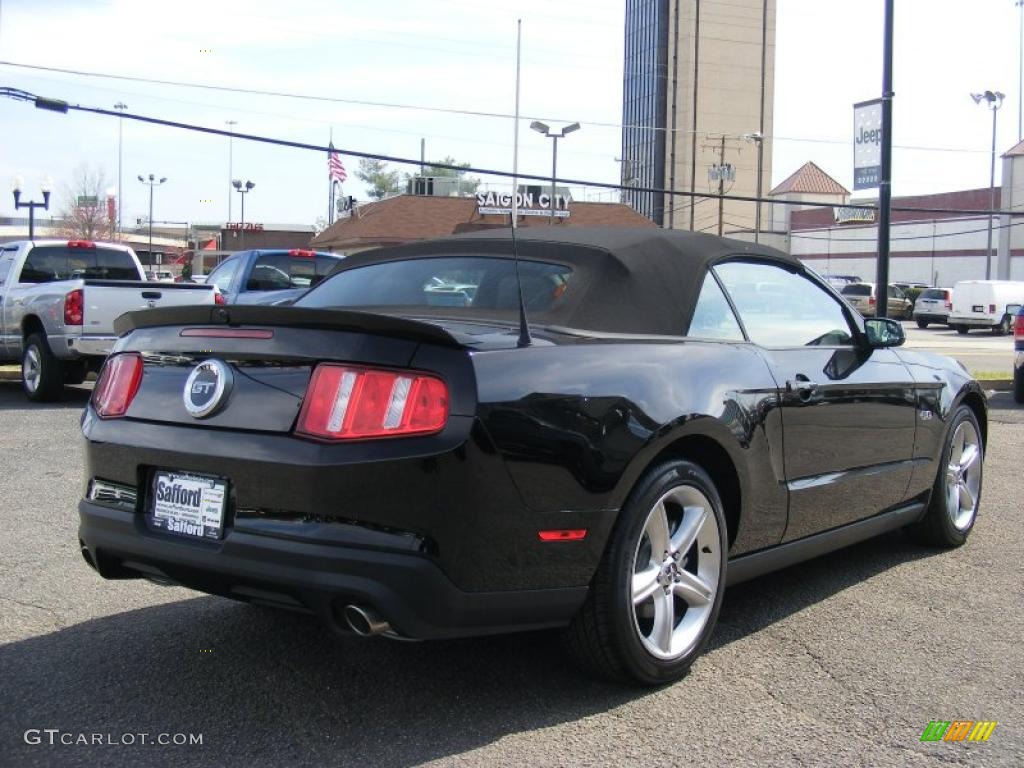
xmin=412 ymin=156 xmax=480 ymax=195
xmin=356 ymin=158 xmax=403 ymax=201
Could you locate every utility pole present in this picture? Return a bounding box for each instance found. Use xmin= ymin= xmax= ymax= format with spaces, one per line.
xmin=114 ymin=102 xmax=127 ymax=239
xmin=702 ymin=135 xmax=738 ymax=236
xmin=225 ymin=120 xmax=237 ymax=223
xmin=874 ymin=0 xmax=894 ymax=319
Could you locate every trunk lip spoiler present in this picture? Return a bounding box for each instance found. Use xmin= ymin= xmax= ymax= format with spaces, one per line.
xmin=113 ymin=305 xmax=464 ymax=349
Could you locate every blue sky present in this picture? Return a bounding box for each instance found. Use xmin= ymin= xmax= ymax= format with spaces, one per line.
xmin=0 ymin=0 xmax=1020 ymax=230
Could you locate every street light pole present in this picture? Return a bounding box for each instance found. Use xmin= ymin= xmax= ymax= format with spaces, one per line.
xmin=971 ymin=90 xmax=1005 ymax=280
xmin=226 ymin=121 xmax=237 ymax=224
xmin=138 ymin=174 xmax=167 ymax=276
xmin=114 ymin=102 xmax=127 ymax=239
xmin=231 ymin=179 xmax=255 ymax=249
xmin=530 ymin=121 xmax=580 ymax=224
xmin=743 ymin=131 xmax=764 ymax=242
xmin=11 ymin=177 xmax=51 ymax=240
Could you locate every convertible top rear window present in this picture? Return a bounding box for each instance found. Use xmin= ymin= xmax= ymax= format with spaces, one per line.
xmin=297 ymin=256 xmax=573 ymax=313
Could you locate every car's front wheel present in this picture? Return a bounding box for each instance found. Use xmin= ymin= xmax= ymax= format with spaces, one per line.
xmin=916 ymin=318 xmax=928 ymax=329
xmin=563 ymin=460 xmax=727 ymax=685
xmin=908 ymin=404 xmax=983 ymax=548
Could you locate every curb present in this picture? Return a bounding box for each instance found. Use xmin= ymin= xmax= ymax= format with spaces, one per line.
xmin=977 ymin=379 xmax=1012 ymax=391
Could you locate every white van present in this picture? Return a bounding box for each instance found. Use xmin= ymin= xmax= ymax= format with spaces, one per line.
xmin=948 ymin=280 xmax=1024 ymax=335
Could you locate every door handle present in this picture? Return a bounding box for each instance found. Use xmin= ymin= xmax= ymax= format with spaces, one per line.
xmin=786 ymin=375 xmax=818 ymax=396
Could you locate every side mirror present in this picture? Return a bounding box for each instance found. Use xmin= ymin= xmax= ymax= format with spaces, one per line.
xmin=864 ymin=317 xmax=905 ymax=348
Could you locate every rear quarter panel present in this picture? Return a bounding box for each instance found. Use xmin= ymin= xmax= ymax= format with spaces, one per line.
xmin=472 ymin=338 xmax=787 ymax=557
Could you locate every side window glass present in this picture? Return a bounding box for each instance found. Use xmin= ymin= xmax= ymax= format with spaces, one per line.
xmin=209 ymin=259 xmax=238 ymax=293
xmin=688 ymin=274 xmax=745 ymax=340
xmin=715 ymin=261 xmax=855 ymax=347
xmin=246 ymin=254 xmax=291 ymax=291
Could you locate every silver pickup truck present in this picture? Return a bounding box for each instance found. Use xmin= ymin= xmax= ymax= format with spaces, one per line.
xmin=0 ymin=239 xmax=219 ymax=401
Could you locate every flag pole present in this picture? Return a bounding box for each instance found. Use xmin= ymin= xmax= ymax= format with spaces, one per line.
xmin=328 ymin=127 xmax=335 ymax=225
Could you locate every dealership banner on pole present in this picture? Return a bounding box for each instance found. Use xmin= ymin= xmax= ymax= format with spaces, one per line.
xmin=853 ymin=99 xmax=883 ymax=190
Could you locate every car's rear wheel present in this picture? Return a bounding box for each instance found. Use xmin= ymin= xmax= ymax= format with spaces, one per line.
xmin=563 ymin=460 xmax=727 ymax=685
xmin=955 ymin=325 xmax=969 ymax=335
xmin=908 ymin=405 xmax=983 ymax=548
xmin=22 ymin=333 xmax=64 ymax=402
xmin=994 ymin=315 xmax=1012 ymax=336
xmin=916 ymin=319 xmax=928 ymax=329
xmin=1014 ymin=367 xmax=1024 ymax=405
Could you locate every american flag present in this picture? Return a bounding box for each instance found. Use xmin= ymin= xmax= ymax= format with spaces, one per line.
xmin=328 ymin=143 xmax=347 ymax=183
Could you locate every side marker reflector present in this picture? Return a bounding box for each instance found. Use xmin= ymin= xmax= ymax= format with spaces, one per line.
xmin=538 ymin=529 xmax=587 ymax=542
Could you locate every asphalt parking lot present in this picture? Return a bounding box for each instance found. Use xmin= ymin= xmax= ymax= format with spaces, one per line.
xmin=0 ymin=381 xmax=1021 ymax=767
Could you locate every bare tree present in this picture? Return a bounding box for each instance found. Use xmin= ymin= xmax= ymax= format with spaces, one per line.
xmin=58 ymin=165 xmax=112 ymax=239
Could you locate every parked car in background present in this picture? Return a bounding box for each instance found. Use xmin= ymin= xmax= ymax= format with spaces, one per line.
xmin=821 ymin=273 xmax=862 ymax=289
xmin=0 ymin=239 xmax=219 ymax=401
xmin=1015 ymin=307 xmax=1024 ymax=404
xmin=840 ymin=282 xmax=913 ymax=319
xmin=78 ymin=228 xmax=987 ymax=685
xmin=148 ymin=270 xmax=175 ymax=283
xmin=948 ymin=280 xmax=1024 ymax=335
xmin=913 ymin=288 xmax=953 ymax=328
xmin=205 ymin=249 xmax=343 ymax=305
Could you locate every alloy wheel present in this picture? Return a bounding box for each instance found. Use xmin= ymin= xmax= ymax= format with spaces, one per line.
xmin=631 ymin=486 xmax=721 ymax=660
xmin=945 ymin=420 xmax=982 ymax=531
xmin=23 ymin=346 xmax=41 ymax=394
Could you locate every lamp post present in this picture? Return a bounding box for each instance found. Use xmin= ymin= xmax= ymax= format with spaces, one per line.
xmin=232 ymin=179 xmax=255 ymax=249
xmin=138 ymin=174 xmax=167 ymax=276
xmin=226 ymin=120 xmax=238 ymax=224
xmin=742 ymin=131 xmax=764 ymax=242
xmin=971 ymin=90 xmax=1005 ymax=280
xmin=114 ymin=102 xmax=127 ymax=239
xmin=11 ymin=176 xmax=51 ymax=240
xmin=529 ymin=121 xmax=580 ymax=224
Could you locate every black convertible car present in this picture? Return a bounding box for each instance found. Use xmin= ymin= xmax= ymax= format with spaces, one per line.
xmin=78 ymin=228 xmax=986 ymax=685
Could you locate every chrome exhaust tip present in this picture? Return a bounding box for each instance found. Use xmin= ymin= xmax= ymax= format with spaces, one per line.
xmin=343 ymin=604 xmax=391 ymax=637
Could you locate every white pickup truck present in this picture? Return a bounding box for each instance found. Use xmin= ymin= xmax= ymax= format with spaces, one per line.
xmin=0 ymin=239 xmax=219 ymax=401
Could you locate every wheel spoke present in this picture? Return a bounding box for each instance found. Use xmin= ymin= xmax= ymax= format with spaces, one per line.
xmin=958 ymin=481 xmax=975 ymax=512
xmin=959 ymin=443 xmax=979 ymax=472
xmin=670 ymin=505 xmax=707 ymax=557
xmin=650 ymin=589 xmax=675 ymax=653
xmin=645 ymin=502 xmax=670 ymax=558
xmin=673 ymin=570 xmax=713 ymax=607
xmin=632 ymin=566 xmax=660 ymax=605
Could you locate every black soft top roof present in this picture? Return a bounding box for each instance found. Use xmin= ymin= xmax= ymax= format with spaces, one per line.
xmin=329 ymin=226 xmax=804 ymax=336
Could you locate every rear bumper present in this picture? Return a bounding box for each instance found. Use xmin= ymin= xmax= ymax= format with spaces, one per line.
xmin=62 ymin=334 xmax=116 ymax=359
xmin=912 ymin=310 xmax=949 ymax=323
xmin=79 ymin=499 xmax=588 ymax=639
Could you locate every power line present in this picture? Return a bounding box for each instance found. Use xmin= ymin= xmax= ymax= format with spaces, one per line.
xmin=789 ymin=218 xmax=1024 ymax=242
xmin=3 ymin=88 xmax=1023 ymax=218
xmin=0 ymin=60 xmax=994 ymax=155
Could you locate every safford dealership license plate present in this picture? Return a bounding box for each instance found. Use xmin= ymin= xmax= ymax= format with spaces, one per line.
xmin=149 ymin=472 xmax=226 ymax=540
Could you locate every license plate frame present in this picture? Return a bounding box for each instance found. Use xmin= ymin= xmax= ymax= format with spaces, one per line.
xmin=148 ymin=470 xmax=228 ymax=541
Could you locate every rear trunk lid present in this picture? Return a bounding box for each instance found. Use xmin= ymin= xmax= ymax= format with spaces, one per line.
xmin=84 ymin=280 xmax=218 ymax=331
xmin=110 ymin=305 xmax=476 ymax=433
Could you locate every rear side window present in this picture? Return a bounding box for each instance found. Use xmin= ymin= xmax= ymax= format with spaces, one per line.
xmin=18 ymin=246 xmax=140 ymax=283
xmin=840 ymin=284 xmax=872 ymax=297
xmin=298 ymin=256 xmax=572 ymax=313
xmin=688 ymin=274 xmax=744 ymax=340
xmin=246 ymin=253 xmax=341 ymax=292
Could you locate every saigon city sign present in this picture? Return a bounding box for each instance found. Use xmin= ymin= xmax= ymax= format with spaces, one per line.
xmin=477 ymin=191 xmax=570 ymax=218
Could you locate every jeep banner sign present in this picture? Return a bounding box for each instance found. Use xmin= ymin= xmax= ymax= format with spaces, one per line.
xmin=853 ymin=99 xmax=883 ymax=190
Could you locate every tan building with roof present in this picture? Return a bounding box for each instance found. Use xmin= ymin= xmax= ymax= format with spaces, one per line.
xmin=310 ymin=194 xmax=656 ymax=254
xmin=999 ymin=139 xmax=1024 ymax=279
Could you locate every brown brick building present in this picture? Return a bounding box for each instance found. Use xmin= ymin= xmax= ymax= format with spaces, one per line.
xmin=310 ymin=195 xmax=656 ymax=254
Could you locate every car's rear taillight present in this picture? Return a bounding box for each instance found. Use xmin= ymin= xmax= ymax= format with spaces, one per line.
xmin=296 ymin=364 xmax=448 ymax=441
xmin=64 ymin=288 xmax=84 ymax=325
xmin=990 ymin=304 xmax=996 ymax=314
xmin=91 ymin=353 xmax=144 ymax=418
xmin=214 ymin=290 xmax=226 ymax=305
xmin=945 ymin=300 xmax=952 ymax=310
xmin=868 ymin=296 xmax=876 ymax=306
xmin=1015 ymin=314 xmax=1024 ymax=340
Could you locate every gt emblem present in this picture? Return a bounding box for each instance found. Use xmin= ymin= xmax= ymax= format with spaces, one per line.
xmin=183 ymin=359 xmax=234 ymax=418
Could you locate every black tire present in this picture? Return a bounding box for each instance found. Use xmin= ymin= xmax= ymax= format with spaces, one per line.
xmin=907 ymin=405 xmax=983 ymax=548
xmin=915 ymin=319 xmax=928 ymax=329
xmin=562 ymin=460 xmax=728 ymax=685
xmin=1014 ymin=368 xmax=1024 ymax=405
xmin=955 ymin=325 xmax=969 ymax=335
xmin=63 ymin=361 xmax=87 ymax=385
xmin=21 ymin=333 xmax=65 ymax=402
xmin=993 ymin=315 xmax=1012 ymax=336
